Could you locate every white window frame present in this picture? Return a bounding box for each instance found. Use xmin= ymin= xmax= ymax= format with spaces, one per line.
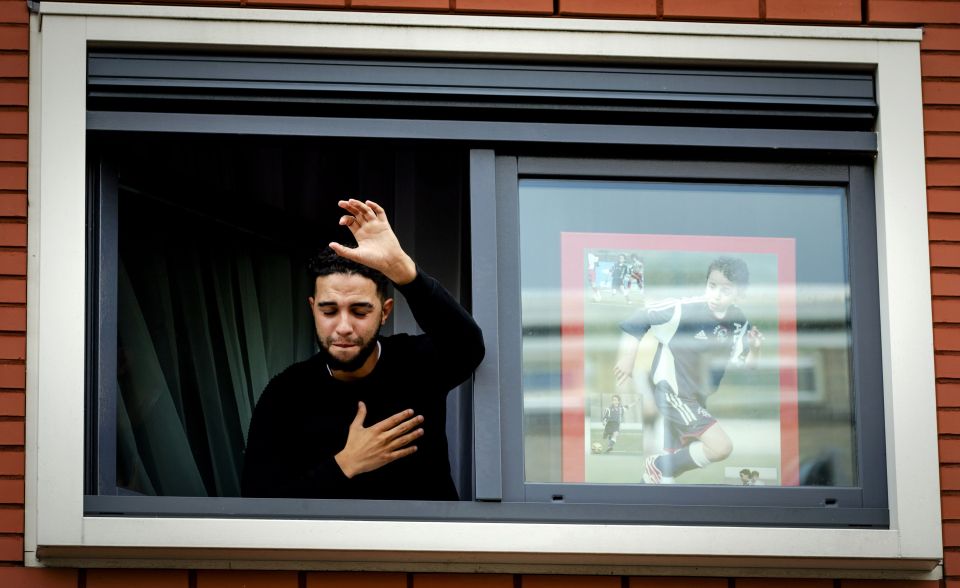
xmin=26 ymin=3 xmax=940 ymax=578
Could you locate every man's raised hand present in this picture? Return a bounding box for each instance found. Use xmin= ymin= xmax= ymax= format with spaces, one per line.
xmin=330 ymin=199 xmax=417 ymax=285
xmin=334 ymin=401 xmax=424 ymax=479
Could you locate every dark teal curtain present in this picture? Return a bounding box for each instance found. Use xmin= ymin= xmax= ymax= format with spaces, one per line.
xmin=116 ymin=230 xmax=313 ymax=497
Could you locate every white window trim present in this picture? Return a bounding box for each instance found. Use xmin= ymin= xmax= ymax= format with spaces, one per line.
xmin=26 ymin=3 xmax=939 ymax=578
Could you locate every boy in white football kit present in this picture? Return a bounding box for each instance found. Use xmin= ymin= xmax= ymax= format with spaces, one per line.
xmin=601 ymin=394 xmax=629 ymax=453
xmin=614 ymin=257 xmax=763 ymax=484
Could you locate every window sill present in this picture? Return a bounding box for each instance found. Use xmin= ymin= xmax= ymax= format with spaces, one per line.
xmin=27 ymin=515 xmax=940 ymax=579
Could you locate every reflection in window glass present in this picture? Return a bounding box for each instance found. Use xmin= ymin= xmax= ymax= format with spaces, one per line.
xmin=519 ymin=180 xmax=854 ymax=487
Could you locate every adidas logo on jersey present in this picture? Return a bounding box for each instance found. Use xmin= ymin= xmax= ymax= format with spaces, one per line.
xmin=694 ymin=330 xmax=708 ymax=340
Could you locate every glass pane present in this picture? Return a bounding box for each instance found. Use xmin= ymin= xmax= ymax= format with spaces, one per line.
xmin=519 ymin=179 xmax=854 ymax=488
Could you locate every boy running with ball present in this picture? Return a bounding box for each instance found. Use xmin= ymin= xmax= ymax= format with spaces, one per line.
xmin=614 ymin=257 xmax=763 ymax=484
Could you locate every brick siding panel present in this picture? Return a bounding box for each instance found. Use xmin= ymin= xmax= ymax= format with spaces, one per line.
xmin=936 ymin=326 xmax=960 ymax=350
xmin=924 ymin=26 xmax=960 ymax=50
xmin=0 ymin=392 xmax=22 ymax=415
xmin=0 ymin=506 xmax=23 ymax=532
xmin=455 ymin=0 xmax=553 ymax=13
xmin=308 ymin=572 xmax=407 ymax=588
xmin=944 ymin=466 xmax=960 ymax=490
xmin=0 ymin=223 xmax=25 ymax=247
xmin=923 ymin=54 xmax=960 ymax=78
xmin=925 ymin=108 xmax=960 ymax=132
xmin=0 ymin=27 xmax=27 ymax=51
xmin=949 ymin=551 xmax=960 ymax=576
xmin=663 ymin=0 xmax=759 ymax=19
xmin=944 ymin=494 xmax=960 ymax=518
xmin=88 ymin=569 xmax=189 ymax=588
xmin=0 ymin=165 xmax=27 ymax=190
xmin=197 ymin=571 xmax=298 ymax=588
xmin=930 ymin=217 xmax=960 ymax=240
xmin=629 ymin=579 xmax=728 ymax=587
xmin=930 ymin=189 xmax=960 ymax=213
xmin=765 ymin=0 xmax=860 ymax=23
xmin=933 ymin=271 xmax=960 ymax=295
xmin=522 ymin=576 xmax=620 ymax=588
xmin=150 ymin=0 xmax=242 ymax=4
xmin=245 ymin=0 xmax=344 ymax=6
xmin=925 ymin=82 xmax=960 ymax=106
xmin=935 ymin=299 xmax=960 ymax=322
xmin=0 ymin=251 xmax=25 ymax=275
xmin=869 ymin=0 xmax=960 ymax=24
xmin=936 ymin=353 xmax=960 ymax=378
xmin=738 ymin=580 xmax=832 ymax=587
xmin=927 ymin=134 xmax=960 ymax=157
xmin=942 ymin=438 xmax=960 ymax=462
xmin=0 ymin=567 xmax=76 ymax=588
xmin=0 ymin=419 xmax=23 ymax=444
xmin=352 ymin=0 xmax=449 ymax=10
xmin=946 ymin=519 xmax=960 ymax=546
xmin=0 ymin=54 xmax=27 ymax=78
xmin=416 ymin=574 xmax=513 ymax=588
xmin=0 ymin=534 xmax=22 ymax=561
xmin=0 ymin=448 xmax=22 ymax=474
xmin=0 ymin=334 xmax=23 ymax=359
xmin=928 ymin=161 xmax=960 ymax=187
xmin=0 ymin=280 xmax=23 ymax=304
xmin=941 ymin=383 xmax=960 ymax=407
xmin=0 ymin=81 xmax=27 ymax=106
xmin=0 ymin=307 xmax=25 ymax=331
xmin=932 ymin=243 xmax=960 ymax=267
xmin=0 ymin=363 xmax=22 ymax=389
xmin=559 ymin=0 xmax=657 ymax=17
xmin=0 ymin=1 xmax=29 ymax=25
xmin=0 ymin=194 xmax=25 ymax=217
xmin=0 ymin=479 xmax=24 ymax=504
xmin=842 ymin=581 xmax=941 ymax=588
xmin=0 ymin=111 xmax=27 ymax=135
xmin=0 ymin=139 xmax=27 ymax=163
xmin=941 ymin=409 xmax=960 ymax=434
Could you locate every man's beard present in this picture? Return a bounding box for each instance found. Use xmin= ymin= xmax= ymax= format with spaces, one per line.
xmin=318 ymin=327 xmax=381 ymax=373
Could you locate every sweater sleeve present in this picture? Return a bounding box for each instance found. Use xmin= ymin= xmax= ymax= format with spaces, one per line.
xmin=394 ymin=268 xmax=485 ymax=390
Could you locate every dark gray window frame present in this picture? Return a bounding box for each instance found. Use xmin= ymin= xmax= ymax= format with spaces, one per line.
xmin=84 ymin=53 xmax=887 ymax=528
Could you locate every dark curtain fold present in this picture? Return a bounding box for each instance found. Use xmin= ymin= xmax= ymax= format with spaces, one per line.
xmin=117 ymin=240 xmax=312 ymax=497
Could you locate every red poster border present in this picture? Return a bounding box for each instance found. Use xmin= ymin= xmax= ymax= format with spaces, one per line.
xmin=560 ymin=232 xmax=799 ymax=485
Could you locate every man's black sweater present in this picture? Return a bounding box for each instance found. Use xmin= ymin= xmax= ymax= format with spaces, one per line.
xmin=240 ymin=270 xmax=484 ymax=500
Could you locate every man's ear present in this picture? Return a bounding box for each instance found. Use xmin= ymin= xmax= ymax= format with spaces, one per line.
xmin=381 ymin=298 xmax=394 ymax=324
xmin=307 ymin=296 xmax=315 ymax=309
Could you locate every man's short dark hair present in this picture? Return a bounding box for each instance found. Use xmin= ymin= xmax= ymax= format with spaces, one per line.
xmin=707 ymin=256 xmax=750 ymax=289
xmin=307 ymin=247 xmax=390 ymax=302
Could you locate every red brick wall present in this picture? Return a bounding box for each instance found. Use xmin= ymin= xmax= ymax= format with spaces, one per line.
xmin=2 ymin=0 xmax=957 ymax=587
xmin=0 ymin=0 xmax=25 ymax=576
